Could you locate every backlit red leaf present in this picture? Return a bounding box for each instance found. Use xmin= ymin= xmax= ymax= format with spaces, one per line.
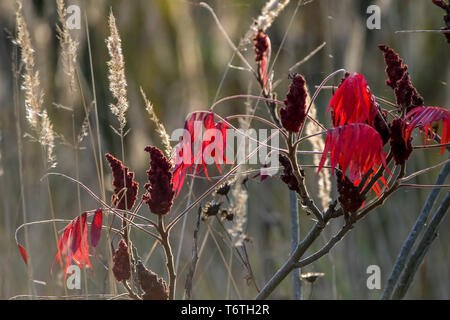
xmin=406 ymin=106 xmax=450 ymax=154
xmin=90 ymin=209 xmax=103 ymax=249
xmin=318 ymin=124 xmax=387 ymax=182
xmin=328 ymin=73 xmax=377 ymax=127
xmin=18 ymin=244 xmax=28 ymax=265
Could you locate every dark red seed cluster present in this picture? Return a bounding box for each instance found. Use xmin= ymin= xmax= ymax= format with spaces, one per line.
xmin=105 ymin=153 xmax=139 ymax=210
xmin=137 ymin=261 xmax=169 ymax=300
xmin=143 ymin=146 xmax=175 ymax=216
xmin=378 ymin=45 xmax=423 ymax=111
xmin=394 ymin=73 xmax=415 ymax=108
xmin=378 ymin=45 xmax=408 ymax=90
xmin=390 ymin=118 xmax=413 ymax=165
xmin=432 ymin=0 xmax=450 ymax=43
xmin=279 ymin=154 xmax=299 ymax=192
xmin=280 ymin=74 xmax=307 ymax=133
xmin=253 ymin=29 xmax=270 ymax=63
xmin=336 ymin=171 xmax=365 ymax=214
xmin=112 ymin=239 xmax=131 ymax=282
xmin=373 ymin=110 xmax=390 ymax=145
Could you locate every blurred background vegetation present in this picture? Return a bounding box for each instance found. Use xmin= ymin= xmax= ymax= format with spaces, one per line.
xmin=0 ymin=0 xmax=449 ymax=299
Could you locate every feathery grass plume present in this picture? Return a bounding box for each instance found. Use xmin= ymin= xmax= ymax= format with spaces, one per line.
xmin=228 ymin=174 xmax=248 ymax=247
xmin=253 ymin=0 xmax=290 ymax=33
xmin=106 ymin=11 xmax=129 ymax=132
xmin=242 ymin=0 xmax=290 ymax=46
xmin=15 ymin=0 xmax=57 ymax=167
xmin=305 ymin=86 xmax=331 ymax=210
xmin=140 ymin=87 xmax=172 ymax=158
xmin=56 ymin=0 xmax=78 ymax=92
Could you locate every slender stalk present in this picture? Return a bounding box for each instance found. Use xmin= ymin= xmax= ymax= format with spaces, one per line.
xmin=84 ymin=12 xmax=115 ymax=294
xmin=158 ymin=216 xmax=176 ymax=300
xmin=381 ymin=159 xmax=450 ymax=300
xmin=391 ymin=191 xmax=450 ymax=300
xmin=12 ymin=47 xmax=35 ymax=298
xmin=184 ymin=208 xmax=201 ymax=300
xmin=290 ymin=190 xmax=301 ymax=299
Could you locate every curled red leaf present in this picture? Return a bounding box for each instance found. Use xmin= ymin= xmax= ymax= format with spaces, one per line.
xmin=318 ymin=124 xmax=387 ymax=182
xmin=406 ymin=106 xmax=450 ymax=154
xmin=18 ymin=244 xmax=28 ymax=265
xmin=254 ymin=29 xmax=271 ymax=87
xmin=54 ymin=213 xmax=92 ymax=278
xmin=90 ymin=209 xmax=103 ymax=249
xmin=327 ymin=73 xmax=377 ymax=127
xmin=172 ymin=112 xmax=230 ymax=196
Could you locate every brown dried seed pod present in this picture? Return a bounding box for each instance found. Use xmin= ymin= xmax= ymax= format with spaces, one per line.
xmin=390 ymin=118 xmax=413 ymax=165
xmin=279 ymin=154 xmax=299 ymax=192
xmin=136 ymin=261 xmax=168 ymax=300
xmin=336 ymin=171 xmax=365 ymax=214
xmin=112 ymin=239 xmax=131 ymax=282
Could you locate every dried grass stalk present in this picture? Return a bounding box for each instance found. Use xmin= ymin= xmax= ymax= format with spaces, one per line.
xmin=305 ymin=85 xmax=331 ymax=210
xmin=228 ymin=175 xmax=248 ymax=247
xmin=140 ymin=87 xmax=172 ymax=159
xmin=56 ymin=0 xmax=78 ymax=92
xmin=15 ymin=0 xmax=56 ymax=167
xmin=106 ymin=11 xmax=129 ymax=132
xmin=243 ymin=0 xmax=290 ymax=45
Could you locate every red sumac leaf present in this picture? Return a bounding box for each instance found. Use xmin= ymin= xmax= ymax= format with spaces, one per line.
xmin=18 ymin=244 xmax=28 ymax=265
xmin=90 ymin=209 xmax=103 ymax=248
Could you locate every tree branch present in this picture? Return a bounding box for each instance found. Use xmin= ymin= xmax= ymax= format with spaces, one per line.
xmin=391 ymin=191 xmax=450 ymax=300
xmin=381 ymin=159 xmax=450 ymax=299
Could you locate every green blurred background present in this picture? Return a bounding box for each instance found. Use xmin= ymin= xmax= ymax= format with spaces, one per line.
xmin=0 ymin=0 xmax=449 ymax=299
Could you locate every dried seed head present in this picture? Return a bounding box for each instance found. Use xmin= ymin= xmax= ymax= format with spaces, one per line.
xmin=136 ymin=261 xmax=168 ymax=300
xmin=378 ymin=44 xmax=408 ymax=90
xmin=279 ymin=154 xmax=299 ymax=192
xmin=214 ymin=178 xmax=234 ymax=197
xmin=336 ymin=171 xmax=365 ymax=214
xmin=107 ymin=11 xmax=129 ymax=131
xmin=112 ymin=239 xmax=131 ymax=282
xmin=221 ymin=210 xmax=234 ymax=222
xmin=140 ymin=87 xmax=172 ymax=158
xmin=253 ymin=29 xmax=270 ymax=85
xmin=15 ymin=0 xmax=57 ymax=167
xmin=202 ymin=202 xmax=222 ymax=220
xmin=251 ymin=0 xmax=290 ymax=33
xmin=228 ymin=174 xmax=248 ymax=247
xmin=253 ymin=29 xmax=270 ymax=63
xmin=105 ymin=153 xmax=139 ymax=210
xmin=280 ymin=74 xmax=307 ymax=133
xmin=394 ymin=72 xmax=414 ymax=108
xmin=143 ymin=146 xmax=175 ymax=216
xmin=56 ymin=0 xmax=78 ymax=92
xmin=378 ymin=45 xmax=423 ymax=110
xmin=432 ymin=0 xmax=450 ymax=43
xmin=373 ymin=110 xmax=391 ymax=145
xmin=300 ymin=272 xmax=325 ymax=284
xmin=390 ymin=118 xmax=413 ymax=165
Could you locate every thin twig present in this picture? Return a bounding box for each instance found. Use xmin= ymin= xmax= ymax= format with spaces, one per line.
xmin=381 ymin=159 xmax=450 ymax=300
xmin=184 ymin=207 xmax=202 ymax=300
xmin=391 ymin=191 xmax=450 ymax=300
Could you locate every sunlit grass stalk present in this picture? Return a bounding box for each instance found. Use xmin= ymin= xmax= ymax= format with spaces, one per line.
xmin=12 ymin=40 xmax=35 ymax=299
xmin=83 ymin=11 xmax=115 ymax=294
